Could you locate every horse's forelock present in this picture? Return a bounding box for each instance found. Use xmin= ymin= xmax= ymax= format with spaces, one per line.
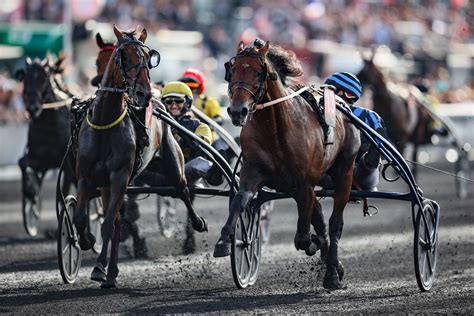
xmin=123 ymin=30 xmax=137 ymax=41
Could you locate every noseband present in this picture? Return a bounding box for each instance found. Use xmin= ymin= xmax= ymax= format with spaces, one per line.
xmin=225 ymin=47 xmax=277 ymax=111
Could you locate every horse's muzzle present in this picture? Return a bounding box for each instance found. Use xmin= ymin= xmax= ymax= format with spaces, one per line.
xmin=227 ymin=106 xmax=249 ymax=126
xmin=134 ymin=90 xmax=152 ymax=108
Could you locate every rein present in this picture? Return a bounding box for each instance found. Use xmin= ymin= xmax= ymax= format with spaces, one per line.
xmin=253 ymin=86 xmax=310 ymax=111
xmin=41 ymin=98 xmax=74 ymax=109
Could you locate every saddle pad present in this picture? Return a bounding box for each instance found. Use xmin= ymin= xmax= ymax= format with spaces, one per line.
xmin=324 ymin=87 xmax=336 ymax=127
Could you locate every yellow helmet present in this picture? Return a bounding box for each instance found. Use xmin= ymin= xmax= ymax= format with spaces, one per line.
xmin=161 ymin=81 xmax=193 ymax=101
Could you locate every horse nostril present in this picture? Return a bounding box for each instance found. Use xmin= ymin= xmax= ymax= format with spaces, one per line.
xmin=136 ymin=91 xmax=145 ymax=99
xmin=241 ymin=107 xmax=248 ymax=118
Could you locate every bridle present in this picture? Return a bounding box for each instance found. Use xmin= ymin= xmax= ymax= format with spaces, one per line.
xmin=98 ymin=35 xmax=154 ymax=106
xmin=23 ymin=63 xmax=66 ymax=118
xmin=225 ymin=46 xmax=278 ymax=112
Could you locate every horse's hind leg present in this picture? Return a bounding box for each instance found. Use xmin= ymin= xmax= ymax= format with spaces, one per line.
xmin=312 ymin=200 xmax=328 ymax=261
xmin=183 ymin=194 xmax=196 ymax=255
xmin=324 ymin=161 xmax=354 ymax=290
xmin=179 ymin=187 xmax=207 ymax=233
xmin=293 ymin=185 xmax=320 ymax=256
xmin=101 ymin=215 xmax=121 ymax=288
xmin=98 ymin=171 xmax=129 ymax=288
xmin=74 ymin=179 xmax=96 ymax=250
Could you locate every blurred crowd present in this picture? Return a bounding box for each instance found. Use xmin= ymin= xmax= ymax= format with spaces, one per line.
xmin=0 ymin=73 xmax=26 ymax=124
xmin=0 ymin=0 xmax=472 ymax=123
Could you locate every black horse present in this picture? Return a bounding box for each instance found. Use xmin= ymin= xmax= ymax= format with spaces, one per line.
xmin=15 ymin=55 xmax=74 ymax=236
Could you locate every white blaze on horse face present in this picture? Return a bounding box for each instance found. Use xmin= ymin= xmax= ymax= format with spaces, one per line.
xmin=242 ymin=63 xmax=250 ymax=68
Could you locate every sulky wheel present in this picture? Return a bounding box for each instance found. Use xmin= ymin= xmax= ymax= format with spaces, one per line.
xmin=21 ymin=170 xmax=44 ymax=237
xmin=414 ymin=199 xmax=439 ymax=292
xmin=88 ymin=198 xmax=104 ymax=254
xmin=231 ymin=203 xmax=262 ymax=289
xmin=455 ymin=150 xmax=470 ymax=199
xmin=57 ymin=195 xmax=82 ymax=284
xmin=157 ymin=196 xmax=178 ymax=238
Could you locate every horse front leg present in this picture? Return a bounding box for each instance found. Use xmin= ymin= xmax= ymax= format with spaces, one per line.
xmin=213 ymin=166 xmax=263 ymax=258
xmin=293 ymin=185 xmax=320 ymax=256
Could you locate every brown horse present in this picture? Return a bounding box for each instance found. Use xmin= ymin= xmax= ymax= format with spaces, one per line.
xmin=214 ymin=40 xmax=360 ymax=290
xmin=357 ymin=59 xmax=433 ymax=159
xmin=74 ymin=25 xmax=207 ymax=288
xmin=93 ymin=32 xmax=200 ymax=255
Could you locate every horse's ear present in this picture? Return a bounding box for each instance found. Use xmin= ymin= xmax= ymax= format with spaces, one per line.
xmin=237 ymin=41 xmax=244 ymax=54
xmin=113 ymin=25 xmax=124 ymax=42
xmin=26 ymin=57 xmax=32 ymax=65
xmin=96 ymin=33 xmax=105 ymax=48
xmin=138 ymin=28 xmax=147 ymax=43
xmin=41 ymin=56 xmax=49 ymax=67
xmin=54 ymin=52 xmax=66 ymax=74
xmin=261 ymin=41 xmax=270 ymax=55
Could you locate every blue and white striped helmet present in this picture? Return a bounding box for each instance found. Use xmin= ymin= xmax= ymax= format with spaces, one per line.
xmin=324 ymin=72 xmax=362 ymax=102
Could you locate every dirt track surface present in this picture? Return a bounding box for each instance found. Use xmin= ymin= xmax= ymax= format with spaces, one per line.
xmin=0 ymin=161 xmax=473 ymax=314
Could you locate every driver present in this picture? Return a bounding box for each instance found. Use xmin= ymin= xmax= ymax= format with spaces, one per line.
xmin=161 ymin=81 xmax=214 ymax=185
xmin=325 ymin=72 xmax=387 ymax=190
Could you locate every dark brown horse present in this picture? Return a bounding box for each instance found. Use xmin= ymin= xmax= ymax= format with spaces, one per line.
xmin=357 ymin=59 xmax=433 ymax=158
xmin=74 ymin=25 xmax=207 ymax=288
xmin=214 ymin=40 xmax=360 ymax=290
xmin=93 ymin=32 xmax=199 ymax=255
xmin=15 ymin=54 xmax=74 ymax=235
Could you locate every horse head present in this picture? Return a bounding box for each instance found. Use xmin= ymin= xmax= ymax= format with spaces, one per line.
xmin=15 ymin=56 xmax=53 ymax=119
xmin=92 ymin=33 xmax=115 ymax=87
xmin=225 ymin=39 xmax=278 ymax=126
xmin=103 ymin=25 xmax=160 ymax=108
xmin=357 ymin=59 xmax=385 ymax=89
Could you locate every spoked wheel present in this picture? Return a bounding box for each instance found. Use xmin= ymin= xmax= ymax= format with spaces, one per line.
xmin=22 ymin=170 xmax=44 ymax=236
xmin=455 ymin=150 xmax=470 ymax=199
xmin=231 ymin=203 xmax=262 ymax=289
xmin=157 ymin=196 xmax=178 ymax=238
xmin=414 ymin=200 xmax=439 ymax=292
xmin=58 ymin=195 xmax=82 ymax=284
xmin=88 ymin=198 xmax=104 ymax=254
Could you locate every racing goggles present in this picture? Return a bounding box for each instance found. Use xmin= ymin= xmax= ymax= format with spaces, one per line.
xmin=163 ymin=97 xmax=185 ymax=106
xmin=343 ymin=91 xmax=357 ymax=99
xmin=185 ymin=82 xmax=200 ymax=89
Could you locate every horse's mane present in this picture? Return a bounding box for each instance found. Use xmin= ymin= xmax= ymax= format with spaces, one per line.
xmin=267 ymin=45 xmax=304 ymax=88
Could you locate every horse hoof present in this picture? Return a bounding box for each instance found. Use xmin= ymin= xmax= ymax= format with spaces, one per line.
xmin=79 ymin=232 xmax=96 ymax=251
xmin=91 ymin=265 xmax=106 ymax=283
xmin=100 ymin=279 xmax=118 ymax=289
xmin=213 ymin=239 xmax=231 ymax=257
xmin=133 ymin=238 xmax=148 ymax=259
xmin=193 ymin=216 xmax=208 ymax=233
xmin=323 ymin=274 xmax=343 ymax=290
xmin=305 ymin=242 xmax=317 ymax=256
